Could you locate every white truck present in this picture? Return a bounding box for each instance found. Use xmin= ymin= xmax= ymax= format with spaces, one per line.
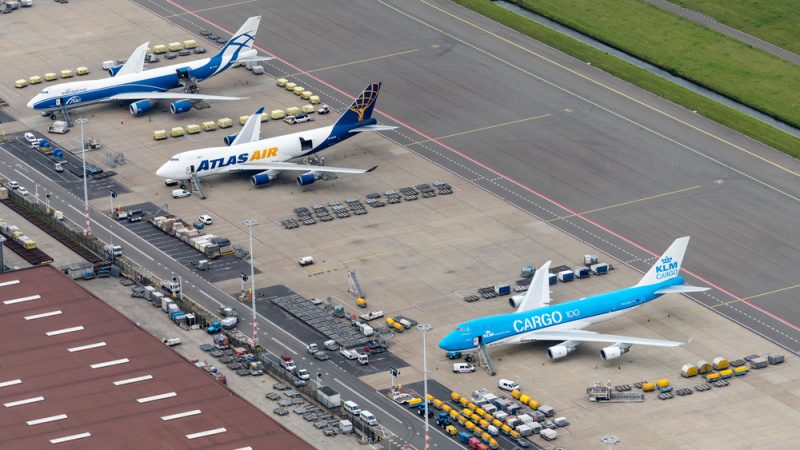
xmin=359 ymin=310 xmax=384 ymax=322
xmin=103 ymin=244 xmax=123 ymax=257
xmin=340 ymin=348 xmax=369 ymax=365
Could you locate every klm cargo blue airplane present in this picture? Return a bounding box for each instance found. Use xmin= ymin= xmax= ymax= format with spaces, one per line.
xmin=439 ymin=237 xmax=708 ymax=360
xmin=27 ymin=16 xmax=270 ymax=122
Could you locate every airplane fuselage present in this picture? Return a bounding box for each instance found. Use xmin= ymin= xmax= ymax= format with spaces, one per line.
xmin=440 ymin=276 xmax=683 ymax=351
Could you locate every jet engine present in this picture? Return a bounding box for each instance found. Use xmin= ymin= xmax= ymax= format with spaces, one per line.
xmin=251 ymin=170 xmax=279 ymax=187
xmin=296 ymin=171 xmax=321 ymax=186
xmin=108 ymin=65 xmax=123 ymax=77
xmin=508 ymin=295 xmax=525 ymax=309
xmin=600 ymin=343 xmax=631 ymax=361
xmin=128 ymin=100 xmax=152 ymax=116
xmin=223 ymin=133 xmax=238 ymax=146
xmin=170 ymin=99 xmax=192 ymax=115
xmin=546 ymin=341 xmax=579 ymax=360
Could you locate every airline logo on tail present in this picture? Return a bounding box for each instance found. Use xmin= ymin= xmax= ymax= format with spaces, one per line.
xmin=656 ymin=256 xmax=679 ymax=280
xmin=349 ymin=84 xmax=380 ymax=121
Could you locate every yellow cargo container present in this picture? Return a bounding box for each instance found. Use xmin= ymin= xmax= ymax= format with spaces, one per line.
xmin=170 ymin=127 xmax=185 ymax=137
xmin=301 ymin=104 xmax=315 ymax=114
xmin=479 ymin=419 xmax=490 ymax=429
xmin=462 ymin=408 xmax=473 ymax=417
xmin=713 ymin=357 xmax=729 ymax=370
xmin=301 ymin=90 xmax=312 ymax=100
xmin=459 ymin=397 xmax=469 ymax=407
xmin=392 ymin=322 xmax=404 ymax=332
xmin=29 ymin=75 xmax=42 ymax=84
xmin=15 ymin=79 xmax=28 ymax=88
xmin=309 ymin=95 xmax=321 ymax=104
xmin=642 ymin=382 xmax=655 ymax=392
xmin=527 ymin=399 xmax=540 ymax=409
xmin=183 ymin=39 xmax=198 ymax=49
xmin=293 ymin=86 xmax=305 ymax=95
xmin=239 ymin=115 xmax=250 ymax=125
xmin=467 ymin=403 xmax=478 ymax=411
xmin=697 ymin=360 xmax=712 ymax=374
xmin=285 ymin=82 xmax=297 ymax=91
xmin=76 ymin=66 xmax=89 ymax=76
xmin=450 ymin=391 xmax=461 ymax=401
xmin=449 ymin=409 xmax=459 ymax=419
xmin=217 ymin=117 xmax=233 ymax=128
xmin=153 ymin=44 xmax=168 ymax=54
xmin=511 ymin=389 xmax=521 ymax=399
xmin=706 ymin=372 xmax=720 ymax=382
xmin=442 ymin=404 xmax=452 ymax=413
xmin=44 ymin=72 xmax=57 ymax=81
xmin=153 ymin=130 xmax=167 ymax=140
xmin=510 ymin=430 xmax=521 ymax=439
xmin=433 ymin=399 xmax=443 ymax=409
xmin=475 ymin=408 xmax=487 ymax=417
xmin=12 ymin=231 xmax=23 ymax=239
xmin=260 ymin=113 xmax=269 ymax=122
xmin=489 ymin=438 xmax=499 ymax=449
xmin=501 ymin=424 xmax=512 ymax=435
xmin=285 ymin=106 xmax=301 ymax=116
xmin=519 ymin=394 xmax=530 ymax=404
xmin=734 ymin=366 xmax=749 ymax=376
xmin=719 ymin=369 xmax=734 ymax=379
xmin=426 ymin=394 xmax=434 ymax=401
xmin=681 ymin=364 xmax=698 ymax=377
xmin=168 ymin=42 xmax=183 ymax=51
xmin=276 ymin=78 xmax=288 ymax=87
xmin=470 ymin=414 xmax=481 ymax=423
xmin=492 ymin=419 xmax=503 ymax=428
xmin=408 ymin=397 xmax=422 ymax=407
xmin=446 ymin=425 xmax=457 ymax=436
xmin=465 ymin=421 xmax=475 ymax=431
xmin=457 ymin=414 xmax=466 ymax=425
xmin=59 ymin=69 xmax=74 ymax=78
xmin=481 ymin=432 xmax=491 ymax=442
xmin=186 ymin=124 xmax=201 ymax=134
xmin=270 ymin=109 xmax=286 ymax=120
xmin=201 ymin=121 xmax=217 ymax=131
xmin=656 ymin=378 xmax=670 ymax=388
xmin=22 ymin=240 xmax=37 ymax=250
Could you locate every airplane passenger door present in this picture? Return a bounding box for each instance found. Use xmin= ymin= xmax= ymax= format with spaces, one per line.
xmin=299 ymin=137 xmax=313 ymax=151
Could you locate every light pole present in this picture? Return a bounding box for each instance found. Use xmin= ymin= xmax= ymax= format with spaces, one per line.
xmin=243 ymin=219 xmax=258 ymax=348
xmin=109 ymin=190 xmax=116 ymax=264
xmin=417 ymin=323 xmax=432 ymax=450
xmin=45 ymin=193 xmax=50 ymax=212
xmin=76 ymin=117 xmax=91 ymax=237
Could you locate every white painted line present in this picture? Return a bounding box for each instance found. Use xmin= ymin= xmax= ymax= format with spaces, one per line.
xmin=4 ymin=396 xmax=44 ymax=407
xmin=49 ymin=432 xmax=91 ymax=444
xmin=46 ymin=326 xmax=84 ymax=336
xmin=90 ymin=358 xmax=129 ymax=369
xmin=113 ymin=375 xmax=153 ymax=386
xmin=68 ymin=342 xmax=106 ymax=352
xmin=67 ymin=204 xmax=155 ymax=261
xmin=161 ymin=409 xmax=201 ymax=421
xmin=332 ymin=378 xmax=402 ymax=424
xmin=271 ymin=337 xmax=297 ymax=355
xmin=233 ymin=447 xmax=253 ymax=450
xmin=0 ymin=379 xmax=21 ymax=388
xmin=4 ymin=294 xmax=41 ymax=305
xmin=0 ymin=280 xmax=20 ymax=287
xmin=27 ymin=413 xmax=68 ymax=426
xmin=13 ymin=168 xmax=35 ymax=184
xmin=24 ymin=310 xmax=62 ymax=320
xmin=186 ymin=427 xmax=227 ymax=440
xmin=137 ymin=392 xmax=176 ymax=403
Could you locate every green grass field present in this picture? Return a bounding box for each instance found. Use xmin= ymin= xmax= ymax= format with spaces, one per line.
xmin=669 ymin=0 xmax=800 ymax=55
xmin=452 ymin=0 xmax=800 ymax=158
xmin=504 ymin=0 xmax=800 ymax=131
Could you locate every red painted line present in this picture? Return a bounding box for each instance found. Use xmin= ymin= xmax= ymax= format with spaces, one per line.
xmin=165 ymin=1 xmax=800 ymax=333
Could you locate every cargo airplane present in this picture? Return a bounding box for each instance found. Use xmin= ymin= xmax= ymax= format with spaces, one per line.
xmin=156 ymin=82 xmax=394 ymax=187
xmin=27 ymin=16 xmax=270 ymax=122
xmin=439 ymin=237 xmax=708 ymax=360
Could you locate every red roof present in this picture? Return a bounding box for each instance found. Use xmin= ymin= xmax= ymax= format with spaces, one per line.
xmin=0 ymin=266 xmax=314 ymax=449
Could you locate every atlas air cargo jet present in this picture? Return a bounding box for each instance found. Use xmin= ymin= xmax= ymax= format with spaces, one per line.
xmin=156 ymin=82 xmax=395 ymax=187
xmin=439 ymin=237 xmax=709 ymax=361
xmin=27 ymin=16 xmax=271 ymax=122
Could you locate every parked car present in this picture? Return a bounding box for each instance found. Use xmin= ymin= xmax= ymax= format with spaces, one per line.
xmin=6 ymin=181 xmax=19 ymax=190
xmin=171 ymin=189 xmax=190 ymax=198
xmin=317 ymin=104 xmax=330 ymax=115
xmin=314 ymin=351 xmax=330 ymax=361
xmin=198 ymin=214 xmax=213 ymax=225
xmin=17 ymin=186 xmax=28 ymax=196
xmin=453 ymin=363 xmax=476 ymax=373
xmin=23 ymin=132 xmax=37 ymax=145
xmin=284 ymin=113 xmax=314 ymax=125
xmin=164 ymin=178 xmax=179 ymax=186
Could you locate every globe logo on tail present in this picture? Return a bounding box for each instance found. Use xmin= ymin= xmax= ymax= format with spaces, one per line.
xmin=349 ymin=84 xmax=380 ymax=121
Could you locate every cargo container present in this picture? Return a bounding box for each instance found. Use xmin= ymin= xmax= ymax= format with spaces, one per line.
xmin=548 ymin=273 xmax=557 ymax=285
xmin=316 ymin=385 xmax=341 ymax=408
xmin=538 ymin=405 xmax=555 ymax=417
xmin=750 ymin=357 xmax=768 ymax=369
xmin=285 ymin=82 xmax=297 ymax=91
xmin=768 ymin=353 xmax=784 ymax=365
xmin=558 ymin=270 xmax=574 ymax=282
xmin=642 ymin=382 xmax=655 ymax=392
xmin=574 ymin=266 xmax=590 ymax=278
xmin=59 ymin=69 xmax=74 ymax=78
xmin=527 ymin=399 xmax=540 ymax=409
xmin=76 ymin=66 xmax=90 ymax=76
xmin=705 ymin=372 xmax=720 ymax=382
xmin=276 ymin=78 xmax=288 ymax=87
xmin=516 ymin=424 xmax=533 ymax=437
xmin=681 ymin=364 xmax=698 ymax=377
xmin=44 ymin=72 xmax=57 ymax=81
xmin=168 ymin=42 xmax=183 ymax=51
xmin=734 ymin=366 xmax=749 ymax=376
xmin=540 ymin=428 xmax=558 ymax=441
xmin=153 ymin=129 xmax=167 ymax=140
xmin=493 ymin=410 xmax=508 ymax=422
xmin=201 ymin=121 xmax=217 ymax=131
xmin=719 ymin=369 xmax=734 ymax=379
xmin=186 ymin=124 xmax=201 ymax=134
xmin=712 ymin=357 xmax=729 ymax=370
xmin=293 ymin=86 xmax=305 ymax=95
xmin=656 ymin=379 xmax=670 ymax=389
xmin=697 ymin=360 xmax=712 ymax=374
xmin=152 ymin=44 xmax=168 ymax=54
xmin=494 ymin=284 xmax=511 ymax=295
xmin=509 ymin=430 xmax=521 ymax=440
xmin=217 ymin=117 xmax=233 ymax=128
xmin=183 ymin=39 xmax=198 ymax=49
xmin=301 ymin=91 xmax=313 ymax=100
xmin=285 ymin=106 xmax=301 ymax=116
xmin=270 ymin=109 xmax=285 ymax=120
xmin=309 ymin=95 xmax=321 ymax=104
xmin=450 ymin=391 xmax=461 ymax=401
xmin=590 ymin=263 xmax=609 ymax=275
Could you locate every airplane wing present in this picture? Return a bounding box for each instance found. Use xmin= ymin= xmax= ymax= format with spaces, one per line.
xmin=222 ymin=161 xmax=378 ymax=174
xmin=236 ymin=56 xmax=275 ymax=63
xmin=518 ymin=329 xmax=686 ymax=347
xmin=654 ymin=285 xmax=710 ymax=295
xmin=515 ymin=261 xmax=552 ymax=312
xmin=230 ymin=107 xmax=264 ymax=146
xmin=349 ymin=124 xmax=398 ymax=133
xmin=115 ymin=42 xmax=149 ymax=77
xmin=109 ymin=92 xmax=244 ymax=102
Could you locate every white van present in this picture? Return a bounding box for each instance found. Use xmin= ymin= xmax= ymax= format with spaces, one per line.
xmin=359 ymin=410 xmax=377 ymax=426
xmin=498 ymin=378 xmax=520 ymax=392
xmin=453 ymin=363 xmax=476 ymax=373
xmin=342 ymin=400 xmax=361 ymax=416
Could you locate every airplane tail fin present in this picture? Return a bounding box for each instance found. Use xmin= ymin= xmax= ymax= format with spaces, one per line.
xmin=335 ymin=83 xmax=382 ymax=126
xmin=214 ymin=16 xmax=261 ymax=65
xmin=113 ymin=42 xmax=149 ymax=77
xmin=636 ymin=236 xmax=690 ymax=286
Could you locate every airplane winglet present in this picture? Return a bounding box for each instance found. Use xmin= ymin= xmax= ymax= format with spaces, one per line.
xmin=366 ymin=165 xmax=378 ymax=173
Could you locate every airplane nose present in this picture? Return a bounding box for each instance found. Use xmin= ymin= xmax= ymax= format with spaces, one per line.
xmin=26 ymin=97 xmax=36 ymax=109
xmin=155 ymin=163 xmax=170 ymax=178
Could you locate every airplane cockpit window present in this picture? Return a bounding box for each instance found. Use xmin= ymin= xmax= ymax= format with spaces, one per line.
xmin=170 ymin=157 xmax=179 ymax=162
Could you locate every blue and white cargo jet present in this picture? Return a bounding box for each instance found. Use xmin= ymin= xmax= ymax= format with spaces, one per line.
xmin=27 ymin=16 xmax=270 ymax=121
xmin=439 ymin=237 xmax=708 ymax=360
xmin=156 ymin=82 xmax=395 ymax=187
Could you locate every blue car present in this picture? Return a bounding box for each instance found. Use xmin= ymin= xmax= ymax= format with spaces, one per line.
xmin=206 ymin=321 xmax=221 ymax=334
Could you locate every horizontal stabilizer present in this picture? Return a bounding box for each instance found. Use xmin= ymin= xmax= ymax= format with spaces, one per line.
xmin=348 ymin=124 xmax=397 ymax=133
xmin=236 ymin=56 xmax=274 ymax=63
xmin=654 ymin=285 xmax=710 ymax=295
xmin=110 ymin=92 xmax=245 ymax=102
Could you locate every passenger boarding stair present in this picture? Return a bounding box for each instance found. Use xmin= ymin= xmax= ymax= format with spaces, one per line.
xmin=190 ymin=172 xmax=206 ymax=199
xmin=347 ymin=270 xmax=365 ymax=299
xmin=478 ymin=339 xmax=496 ymax=376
